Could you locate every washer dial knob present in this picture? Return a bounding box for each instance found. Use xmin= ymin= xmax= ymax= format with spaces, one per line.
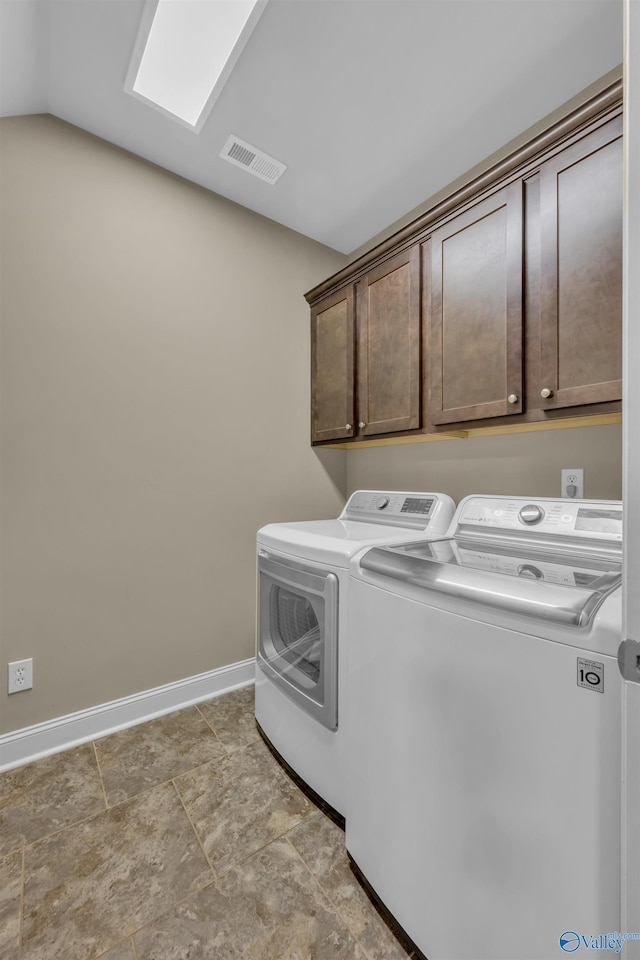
xmin=517 ymin=563 xmax=544 ymax=579
xmin=518 ymin=504 xmax=545 ymax=525
xmin=375 ymin=496 xmax=390 ymax=510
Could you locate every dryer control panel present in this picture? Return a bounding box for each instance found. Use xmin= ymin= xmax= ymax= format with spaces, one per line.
xmin=342 ymin=490 xmax=455 ymax=531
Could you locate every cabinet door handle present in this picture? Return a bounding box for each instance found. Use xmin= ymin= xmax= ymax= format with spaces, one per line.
xmin=507 ymin=394 xmax=519 ymax=404
xmin=345 ymin=423 xmax=352 ymax=430
xmin=358 ymin=421 xmax=366 ymax=429
xmin=540 ymin=388 xmax=554 ymax=399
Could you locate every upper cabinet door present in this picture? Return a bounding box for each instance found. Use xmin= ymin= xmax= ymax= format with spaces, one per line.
xmin=311 ymin=286 xmax=355 ymax=443
xmin=356 ymin=247 xmax=421 ymax=436
xmin=429 ymin=183 xmax=524 ymax=424
xmin=539 ymin=116 xmax=623 ymax=409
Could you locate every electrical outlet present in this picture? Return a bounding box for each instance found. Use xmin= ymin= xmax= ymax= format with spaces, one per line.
xmin=561 ymin=468 xmax=584 ymax=499
xmin=8 ymin=658 xmax=33 ymax=694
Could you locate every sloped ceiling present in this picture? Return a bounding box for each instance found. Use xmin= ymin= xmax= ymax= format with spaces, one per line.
xmin=0 ymin=0 xmax=623 ymax=254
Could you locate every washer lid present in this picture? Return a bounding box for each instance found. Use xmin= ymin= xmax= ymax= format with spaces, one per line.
xmin=359 ymin=537 xmax=622 ymax=627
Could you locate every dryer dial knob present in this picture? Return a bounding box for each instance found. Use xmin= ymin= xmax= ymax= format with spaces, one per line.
xmin=518 ymin=504 xmax=545 ymax=525
xmin=375 ymin=496 xmax=390 ymax=510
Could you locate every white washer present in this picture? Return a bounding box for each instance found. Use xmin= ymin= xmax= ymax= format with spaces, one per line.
xmin=255 ymin=489 xmax=456 ymax=820
xmin=347 ymin=495 xmax=623 ymax=960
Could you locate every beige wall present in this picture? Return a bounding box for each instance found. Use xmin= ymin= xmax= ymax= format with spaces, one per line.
xmin=0 ymin=115 xmax=347 ymax=734
xmin=346 ymin=424 xmax=622 ymax=504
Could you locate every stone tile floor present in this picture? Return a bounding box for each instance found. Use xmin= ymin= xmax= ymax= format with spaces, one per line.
xmin=0 ymin=686 xmax=413 ymax=960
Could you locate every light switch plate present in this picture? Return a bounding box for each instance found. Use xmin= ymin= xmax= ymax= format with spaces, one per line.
xmin=561 ymin=468 xmax=584 ymax=499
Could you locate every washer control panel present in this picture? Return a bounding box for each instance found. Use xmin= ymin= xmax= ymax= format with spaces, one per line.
xmin=457 ymin=496 xmax=622 ymax=542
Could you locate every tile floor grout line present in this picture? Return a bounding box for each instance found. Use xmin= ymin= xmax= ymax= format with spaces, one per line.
xmin=122 ymin=877 xmax=221 ymax=956
xmin=44 ymin=784 xmax=219 ymax=960
xmin=170 ymin=736 xmax=317 ymax=882
xmin=12 ymin=803 xmax=111 ymax=859
xmin=194 ymin=700 xmax=229 ymax=753
xmin=128 ymin=828 xmax=373 ymax=958
xmin=90 ymin=706 xmax=232 ymax=802
xmin=3 ymin=741 xmax=279 ymax=861
xmin=206 ymin=782 xmax=320 ymax=880
xmin=188 ymin=735 xmax=326 ymax=880
xmin=194 ymin=703 xmax=233 ymax=755
xmin=127 ymin=828 xmax=385 ymax=960
xmin=95 ymin=751 xmax=234 ymax=812
xmin=283 ymin=820 xmax=413 ymax=960
xmin=92 ymin=739 xmax=109 ymax=810
xmin=188 ymin=702 xmax=230 ymax=755
xmin=282 ymin=832 xmax=377 ymax=960
xmin=13 ymin=766 xmax=215 ymax=859
xmin=18 ymin=845 xmax=25 ymax=960
xmin=212 ymin=825 xmax=307 ymax=880
xmin=94 ymin=934 xmax=139 ymax=960
xmin=170 ymin=777 xmax=218 ymax=881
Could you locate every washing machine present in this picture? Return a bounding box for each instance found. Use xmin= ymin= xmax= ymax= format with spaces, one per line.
xmin=255 ymin=489 xmax=456 ymax=820
xmin=347 ymin=495 xmax=624 ymax=960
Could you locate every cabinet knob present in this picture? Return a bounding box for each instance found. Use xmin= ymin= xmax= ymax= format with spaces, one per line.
xmin=345 ymin=423 xmax=352 ymax=431
xmin=540 ymin=388 xmax=554 ymax=399
xmin=358 ymin=421 xmax=366 ymax=429
xmin=507 ymin=394 xmax=519 ymax=404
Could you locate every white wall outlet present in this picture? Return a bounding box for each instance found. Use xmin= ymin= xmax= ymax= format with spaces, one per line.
xmin=561 ymin=468 xmax=584 ymax=499
xmin=8 ymin=658 xmax=33 ymax=694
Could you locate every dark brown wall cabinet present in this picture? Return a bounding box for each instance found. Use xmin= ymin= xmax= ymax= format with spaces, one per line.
xmin=310 ymin=286 xmax=355 ymax=443
xmin=310 ymin=249 xmax=421 ymax=443
xmin=428 ymin=183 xmax=524 ymax=424
xmin=306 ymin=82 xmax=622 ymax=445
xmin=538 ymin=115 xmax=623 ymax=411
xmin=356 ymin=247 xmax=421 ymax=437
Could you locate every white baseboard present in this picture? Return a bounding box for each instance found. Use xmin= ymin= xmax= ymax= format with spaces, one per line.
xmin=0 ymin=658 xmax=256 ymax=772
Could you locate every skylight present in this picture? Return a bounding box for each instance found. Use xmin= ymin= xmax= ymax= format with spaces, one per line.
xmin=126 ymin=0 xmax=266 ymax=131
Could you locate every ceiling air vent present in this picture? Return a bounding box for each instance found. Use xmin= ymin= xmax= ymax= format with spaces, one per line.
xmin=220 ymin=135 xmax=287 ymax=184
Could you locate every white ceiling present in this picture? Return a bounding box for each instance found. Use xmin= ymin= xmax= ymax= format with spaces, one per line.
xmin=0 ymin=0 xmax=623 ymax=255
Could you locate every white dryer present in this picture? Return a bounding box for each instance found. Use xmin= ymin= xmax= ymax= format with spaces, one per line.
xmin=255 ymin=489 xmax=455 ymax=820
xmin=347 ymin=495 xmax=624 ymax=960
